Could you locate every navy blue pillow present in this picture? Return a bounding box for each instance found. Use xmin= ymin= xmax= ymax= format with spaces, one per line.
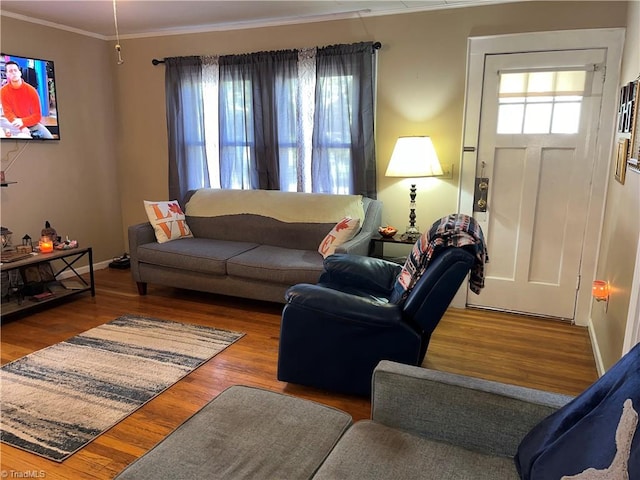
xmin=515 ymin=343 xmax=640 ymax=479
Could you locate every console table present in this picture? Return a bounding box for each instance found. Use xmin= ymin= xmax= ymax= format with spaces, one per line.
xmin=1 ymin=247 xmax=94 ymax=319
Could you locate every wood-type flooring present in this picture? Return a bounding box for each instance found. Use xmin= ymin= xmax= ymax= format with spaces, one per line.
xmin=0 ymin=268 xmax=598 ymax=479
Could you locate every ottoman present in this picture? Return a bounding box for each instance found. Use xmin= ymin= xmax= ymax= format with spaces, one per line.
xmin=115 ymin=385 xmax=352 ymax=479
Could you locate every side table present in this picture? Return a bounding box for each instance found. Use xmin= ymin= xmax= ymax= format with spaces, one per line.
xmin=1 ymin=247 xmax=94 ymax=319
xmin=370 ymin=235 xmax=416 ymax=264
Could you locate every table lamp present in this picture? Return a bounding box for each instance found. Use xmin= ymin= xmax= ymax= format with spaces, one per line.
xmin=385 ymin=136 xmax=443 ymax=241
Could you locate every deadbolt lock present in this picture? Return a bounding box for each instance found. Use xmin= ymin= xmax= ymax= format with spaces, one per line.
xmin=473 ymin=177 xmax=489 ymax=213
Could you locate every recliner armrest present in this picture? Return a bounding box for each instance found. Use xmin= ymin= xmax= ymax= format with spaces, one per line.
xmin=285 ymin=284 xmax=403 ymax=325
xmin=320 ymin=254 xmax=401 ymax=296
xmin=371 ymin=361 xmax=573 ymax=458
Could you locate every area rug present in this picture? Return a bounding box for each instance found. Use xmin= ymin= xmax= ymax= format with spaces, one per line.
xmin=0 ymin=314 xmax=244 ymax=462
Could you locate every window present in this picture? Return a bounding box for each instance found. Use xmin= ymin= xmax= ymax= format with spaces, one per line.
xmin=313 ymin=74 xmax=355 ymax=194
xmin=165 ymin=43 xmax=377 ymax=202
xmin=496 ymin=70 xmax=587 ymax=134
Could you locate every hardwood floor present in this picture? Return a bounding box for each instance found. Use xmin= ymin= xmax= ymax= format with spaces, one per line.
xmin=1 ymin=268 xmax=598 ymax=479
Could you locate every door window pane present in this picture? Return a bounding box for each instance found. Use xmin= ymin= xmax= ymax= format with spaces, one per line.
xmin=551 ymin=102 xmax=582 ymax=134
xmin=523 ymin=103 xmax=552 ymax=134
xmin=497 ymin=70 xmax=586 ymax=134
xmin=497 ymin=104 xmax=524 ymax=133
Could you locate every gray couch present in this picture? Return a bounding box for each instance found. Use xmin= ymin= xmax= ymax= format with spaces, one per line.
xmin=128 ymin=189 xmax=382 ymax=303
xmin=115 ymin=360 xmax=573 ymax=479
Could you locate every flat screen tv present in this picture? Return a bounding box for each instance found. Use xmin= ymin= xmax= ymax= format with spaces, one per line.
xmin=0 ymin=53 xmax=60 ymax=140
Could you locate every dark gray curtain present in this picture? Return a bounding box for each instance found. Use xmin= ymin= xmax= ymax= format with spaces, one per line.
xmin=165 ymin=56 xmax=210 ymax=203
xmin=312 ymin=42 xmax=377 ymax=198
xmin=164 ymin=42 xmax=377 ymax=198
xmin=218 ymin=50 xmax=298 ymax=190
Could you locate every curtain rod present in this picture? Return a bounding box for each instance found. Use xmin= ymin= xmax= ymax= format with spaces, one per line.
xmin=152 ymin=41 xmax=381 ymax=65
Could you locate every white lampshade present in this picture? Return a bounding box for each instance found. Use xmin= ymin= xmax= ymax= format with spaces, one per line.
xmin=385 ymin=136 xmax=443 ymax=178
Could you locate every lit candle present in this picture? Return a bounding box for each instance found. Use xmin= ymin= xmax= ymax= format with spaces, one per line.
xmin=39 ymin=237 xmax=54 ymax=253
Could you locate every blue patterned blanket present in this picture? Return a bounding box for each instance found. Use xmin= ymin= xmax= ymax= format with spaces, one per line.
xmin=391 ymin=214 xmax=488 ymax=303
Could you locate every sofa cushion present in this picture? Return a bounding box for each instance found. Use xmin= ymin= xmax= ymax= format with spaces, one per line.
xmin=115 ymin=386 xmax=352 ymax=480
xmin=313 ymin=420 xmax=518 ymax=480
xmin=143 ymin=200 xmax=193 ymax=243
xmin=515 ymin=343 xmax=640 ymax=480
xmin=227 ymin=245 xmax=325 ymax=285
xmin=318 ymin=217 xmax=361 ymax=258
xmin=137 ymin=238 xmax=259 ymax=276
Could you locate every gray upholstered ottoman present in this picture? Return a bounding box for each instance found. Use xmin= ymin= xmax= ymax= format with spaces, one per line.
xmin=115 ymin=386 xmax=352 ymax=480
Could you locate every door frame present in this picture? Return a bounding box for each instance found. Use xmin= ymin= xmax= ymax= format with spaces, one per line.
xmin=455 ymin=28 xmax=625 ymax=326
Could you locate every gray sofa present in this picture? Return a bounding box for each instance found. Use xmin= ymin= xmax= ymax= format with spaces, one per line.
xmin=128 ymin=189 xmax=382 ymax=303
xmin=115 ymin=360 xmax=573 ymax=479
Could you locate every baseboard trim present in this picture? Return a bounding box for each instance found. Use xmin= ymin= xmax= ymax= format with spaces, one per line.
xmin=588 ymin=318 xmax=606 ymax=377
xmin=57 ymin=260 xmax=109 ymax=279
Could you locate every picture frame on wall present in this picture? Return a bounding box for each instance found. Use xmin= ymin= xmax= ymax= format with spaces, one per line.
xmin=615 ymin=138 xmax=628 ymax=184
xmin=618 ymin=81 xmax=635 ymax=133
xmin=628 ymin=77 xmax=640 ymax=173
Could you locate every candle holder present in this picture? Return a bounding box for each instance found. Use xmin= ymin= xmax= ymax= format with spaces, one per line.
xmin=39 ymin=236 xmax=54 ymax=253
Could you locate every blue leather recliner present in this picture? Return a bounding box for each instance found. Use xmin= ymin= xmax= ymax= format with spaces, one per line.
xmin=277 ymin=246 xmax=476 ymax=397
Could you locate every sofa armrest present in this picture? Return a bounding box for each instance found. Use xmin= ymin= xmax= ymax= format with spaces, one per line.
xmin=335 ymin=231 xmax=372 ymax=256
xmin=371 ymin=361 xmax=573 ymax=458
xmin=128 ymin=222 xmax=156 ymax=281
xmin=336 ymin=198 xmax=383 ymax=256
xmin=128 ymin=222 xmax=156 ymax=250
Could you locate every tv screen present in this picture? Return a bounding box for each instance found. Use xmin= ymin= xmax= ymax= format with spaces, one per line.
xmin=0 ymin=53 xmax=60 ymax=140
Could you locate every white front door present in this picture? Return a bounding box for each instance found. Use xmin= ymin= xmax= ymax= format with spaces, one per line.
xmin=466 ymin=49 xmax=606 ymax=320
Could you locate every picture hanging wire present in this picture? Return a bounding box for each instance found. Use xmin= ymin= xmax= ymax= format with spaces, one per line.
xmin=2 ymin=141 xmax=30 ymax=175
xmin=113 ymin=0 xmax=124 ymax=65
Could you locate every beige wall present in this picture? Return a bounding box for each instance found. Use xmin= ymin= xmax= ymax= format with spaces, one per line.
xmin=114 ymin=1 xmax=628 ymax=238
xmin=591 ymin=1 xmax=640 ymax=370
xmin=0 ymin=16 xmax=123 ymax=266
xmin=1 ymin=1 xmax=636 ymax=370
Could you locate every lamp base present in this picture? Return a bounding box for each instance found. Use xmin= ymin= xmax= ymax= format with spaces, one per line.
xmin=401 ymin=226 xmax=421 ymax=242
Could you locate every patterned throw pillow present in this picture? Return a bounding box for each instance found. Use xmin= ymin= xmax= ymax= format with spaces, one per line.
xmin=318 ymin=217 xmax=361 ymax=258
xmin=144 ymin=200 xmax=193 ymax=244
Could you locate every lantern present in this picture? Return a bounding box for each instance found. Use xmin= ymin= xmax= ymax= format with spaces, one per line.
xmin=16 ymin=234 xmax=33 ymax=254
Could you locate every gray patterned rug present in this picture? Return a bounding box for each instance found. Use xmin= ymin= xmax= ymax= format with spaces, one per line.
xmin=0 ymin=314 xmax=244 ymax=462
